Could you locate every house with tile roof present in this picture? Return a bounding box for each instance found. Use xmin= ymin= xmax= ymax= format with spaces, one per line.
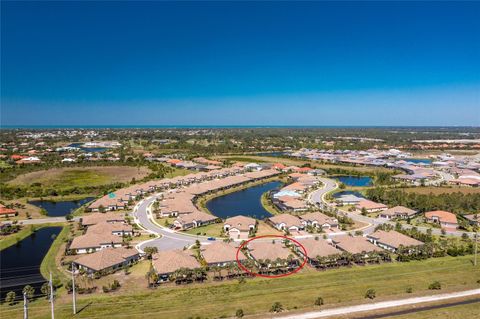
xmin=0 ymin=204 xmax=18 ymax=218
xmin=152 ymin=250 xmax=201 ymax=281
xmin=268 ymin=214 xmax=304 ymax=232
xmin=247 ymin=241 xmax=295 ymax=265
xmin=69 ymin=233 xmax=123 ymax=254
xmin=294 ymin=238 xmax=342 ymax=265
xmin=355 ymin=200 xmax=388 ymax=213
xmin=300 ymin=212 xmax=338 ymax=230
xmin=73 ymin=247 xmax=140 ymax=274
xmin=173 ymin=211 xmax=218 ymax=230
xmin=81 ymin=212 xmax=126 ymax=227
xmin=378 ymin=206 xmax=418 ymax=220
xmin=331 ymin=236 xmax=384 ymax=255
xmin=200 ymin=242 xmax=247 ymax=267
xmin=87 ymin=222 xmax=134 ymax=236
xmin=366 ymin=230 xmax=423 ymax=252
xmin=425 ymin=210 xmax=458 ymax=230
xmin=223 ymin=215 xmax=256 ymax=240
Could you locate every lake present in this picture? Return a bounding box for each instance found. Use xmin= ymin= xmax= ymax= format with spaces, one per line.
xmin=0 ymin=227 xmax=61 ymax=299
xmin=334 ymin=175 xmax=373 ymax=187
xmin=404 ymin=158 xmax=433 ymax=164
xmin=206 ymin=181 xmax=282 ymax=219
xmin=29 ymin=197 xmax=94 ymax=217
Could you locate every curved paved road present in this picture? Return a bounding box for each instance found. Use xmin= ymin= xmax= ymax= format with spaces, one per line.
xmin=133 ymin=194 xmax=211 ymax=252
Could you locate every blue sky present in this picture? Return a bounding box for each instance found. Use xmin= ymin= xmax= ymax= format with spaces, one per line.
xmin=1 ymin=1 xmax=479 ymax=126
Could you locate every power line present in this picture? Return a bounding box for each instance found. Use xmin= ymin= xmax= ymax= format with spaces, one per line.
xmin=1 ymin=261 xmax=475 ymax=315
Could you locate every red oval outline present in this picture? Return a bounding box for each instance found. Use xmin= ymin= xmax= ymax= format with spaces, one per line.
xmin=235 ymin=235 xmax=308 ymax=278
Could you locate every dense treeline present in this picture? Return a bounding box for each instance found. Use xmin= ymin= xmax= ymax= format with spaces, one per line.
xmin=366 ymin=187 xmax=480 ymax=214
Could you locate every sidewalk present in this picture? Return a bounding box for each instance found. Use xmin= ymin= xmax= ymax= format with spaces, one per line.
xmin=277 ymin=288 xmax=480 ymax=319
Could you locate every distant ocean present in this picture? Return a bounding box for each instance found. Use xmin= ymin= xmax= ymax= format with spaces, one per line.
xmin=2 ymin=125 xmax=478 ymax=129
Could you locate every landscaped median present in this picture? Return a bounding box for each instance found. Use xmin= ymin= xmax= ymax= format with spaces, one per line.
xmin=2 ymin=254 xmax=478 ymax=319
xmin=40 ymin=224 xmax=70 ymax=285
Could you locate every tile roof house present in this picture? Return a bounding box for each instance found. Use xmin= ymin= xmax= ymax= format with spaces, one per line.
xmin=331 ymin=236 xmax=384 ymax=255
xmin=378 ymin=206 xmax=418 ymax=220
xmin=0 ymin=204 xmax=18 ymax=217
xmin=87 ymin=222 xmax=134 ymax=236
xmin=278 ymin=198 xmax=309 ymax=212
xmin=425 ymin=210 xmax=458 ymax=230
xmin=152 ymin=250 xmax=201 ymax=279
xmin=294 ymin=238 xmax=342 ymax=263
xmin=247 ymin=241 xmax=294 ymax=262
xmin=81 ymin=212 xmax=126 ymax=227
xmin=73 ymin=247 xmax=140 ymax=274
xmin=173 ymin=211 xmax=217 ymax=230
xmin=366 ymin=230 xmax=423 ymax=252
xmin=69 ymin=233 xmax=123 ymax=254
xmin=355 ymin=200 xmax=388 ymax=213
xmin=200 ymin=242 xmax=247 ymax=266
xmin=300 ymin=212 xmax=338 ymax=229
xmin=224 ymin=215 xmax=256 ymax=240
xmin=268 ymin=214 xmax=304 ymax=232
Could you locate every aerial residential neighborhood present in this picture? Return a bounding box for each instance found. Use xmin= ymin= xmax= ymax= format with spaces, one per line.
xmin=1 ymin=1 xmax=480 ymax=319
xmin=1 ymin=128 xmax=478 ymax=319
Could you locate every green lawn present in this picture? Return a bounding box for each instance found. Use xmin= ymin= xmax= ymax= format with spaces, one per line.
xmin=40 ymin=224 xmax=69 ymax=285
xmin=3 ymin=255 xmax=478 ymax=319
xmin=184 ymin=222 xmax=225 ymax=237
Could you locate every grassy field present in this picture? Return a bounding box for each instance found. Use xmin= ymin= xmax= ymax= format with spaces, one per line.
xmin=2 ymin=255 xmax=478 ymax=319
xmin=164 ymin=167 xmax=192 ymax=178
xmin=7 ymin=166 xmax=151 ymax=188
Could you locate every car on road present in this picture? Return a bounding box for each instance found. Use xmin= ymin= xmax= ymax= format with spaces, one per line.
xmin=207 ymin=237 xmax=216 ymax=241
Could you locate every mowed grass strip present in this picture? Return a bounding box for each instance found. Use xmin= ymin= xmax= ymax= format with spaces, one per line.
xmin=5 ymin=255 xmax=478 ymax=319
xmin=7 ymin=166 xmax=151 ymax=188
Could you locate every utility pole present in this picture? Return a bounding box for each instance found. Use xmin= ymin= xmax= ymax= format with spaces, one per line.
xmin=72 ymin=268 xmax=77 ymax=315
xmin=475 ymin=231 xmax=478 ymax=266
xmin=49 ymin=272 xmax=55 ymax=319
xmin=23 ymin=291 xmax=28 ymax=319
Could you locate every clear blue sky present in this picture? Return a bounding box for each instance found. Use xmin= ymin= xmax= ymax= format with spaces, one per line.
xmin=1 ymin=1 xmax=479 ymax=126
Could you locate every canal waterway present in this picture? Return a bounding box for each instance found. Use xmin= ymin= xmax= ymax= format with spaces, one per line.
xmin=0 ymin=227 xmax=62 ymax=299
